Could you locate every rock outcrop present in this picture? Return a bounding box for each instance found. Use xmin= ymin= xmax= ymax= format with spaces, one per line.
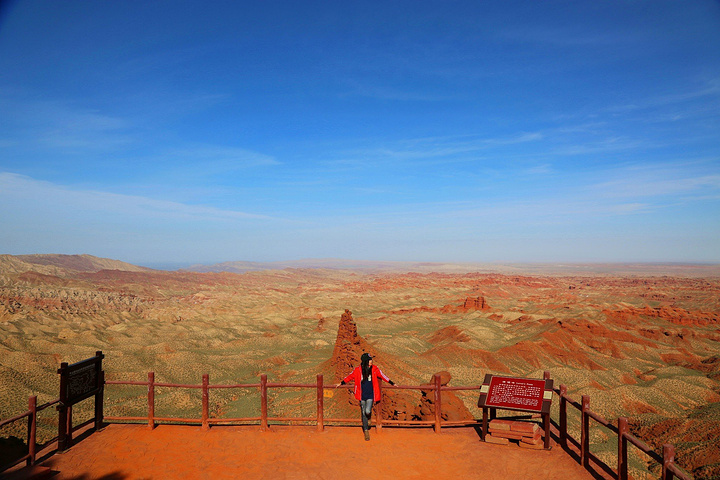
xmin=605 ymin=305 xmax=719 ymax=327
xmin=331 ymin=309 xmax=373 ymax=381
xmin=329 ymin=309 xmax=417 ymax=421
xmin=428 ymin=325 xmax=471 ymax=344
xmin=461 ymin=296 xmax=490 ymax=311
xmin=385 ymin=296 xmax=492 ymax=315
xmin=414 ymin=371 xmax=473 ymax=422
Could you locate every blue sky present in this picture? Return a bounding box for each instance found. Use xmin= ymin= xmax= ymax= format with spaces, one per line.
xmin=0 ymin=1 xmax=719 ymax=267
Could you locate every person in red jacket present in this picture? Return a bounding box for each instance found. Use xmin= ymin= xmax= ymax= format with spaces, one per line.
xmin=339 ymin=353 xmax=395 ymax=441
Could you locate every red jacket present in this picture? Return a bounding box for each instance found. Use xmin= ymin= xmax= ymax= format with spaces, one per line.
xmin=342 ymin=365 xmax=391 ymax=402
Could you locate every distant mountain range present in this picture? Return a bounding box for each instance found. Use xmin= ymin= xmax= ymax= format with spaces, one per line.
xmin=181 ymin=258 xmax=498 ymax=274
xmin=0 ymin=254 xmax=152 ymax=276
xmin=1 ymin=254 xmax=719 ymax=277
xmin=182 ymin=258 xmax=720 ymax=276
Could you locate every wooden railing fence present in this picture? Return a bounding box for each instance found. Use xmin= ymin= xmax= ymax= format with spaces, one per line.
xmin=554 ymin=385 xmax=692 ymax=480
xmin=0 ymin=396 xmax=59 ymax=472
xmin=103 ymin=372 xmax=482 ymax=432
xmin=0 ymin=364 xmax=695 ymax=480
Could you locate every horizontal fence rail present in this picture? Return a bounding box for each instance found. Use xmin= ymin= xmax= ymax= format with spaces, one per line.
xmin=0 ymin=396 xmax=59 ymax=472
xmin=104 ymin=372 xmax=483 ymax=433
xmin=554 ymin=385 xmax=692 ymax=480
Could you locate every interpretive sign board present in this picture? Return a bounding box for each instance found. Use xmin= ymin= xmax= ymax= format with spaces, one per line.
xmin=483 ymin=376 xmax=548 ymax=413
xmin=65 ymin=358 xmax=101 ymax=404
xmin=478 ymin=373 xmax=554 ymax=449
xmin=57 ymin=351 xmax=105 ymax=451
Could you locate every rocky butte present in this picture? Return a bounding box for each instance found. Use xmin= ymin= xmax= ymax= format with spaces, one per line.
xmin=329 ymin=308 xmax=481 ymax=423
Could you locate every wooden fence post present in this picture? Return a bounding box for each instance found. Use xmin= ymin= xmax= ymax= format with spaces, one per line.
xmin=559 ymin=384 xmax=568 ymax=450
xmin=376 ymin=381 xmax=383 ymax=434
xmin=95 ymin=369 xmax=105 ymax=430
xmin=543 ymin=371 xmax=551 ymax=450
xmin=27 ymin=396 xmax=37 ymax=466
xmin=316 ymin=374 xmax=324 ymax=432
xmin=261 ymin=374 xmax=268 ymax=432
xmin=94 ymin=351 xmax=104 ymax=430
xmin=148 ymin=372 xmax=155 ymax=430
xmin=482 ymin=406 xmax=488 ymax=440
xmin=57 ymin=361 xmax=69 ymax=452
xmin=66 ymin=405 xmax=73 ymax=448
xmin=202 ymin=374 xmax=209 ymax=430
xmin=662 ymin=444 xmax=675 ymax=480
xmin=618 ymin=417 xmax=628 ymax=480
xmin=434 ymin=374 xmax=442 ymax=433
xmin=581 ymin=395 xmax=590 ymax=468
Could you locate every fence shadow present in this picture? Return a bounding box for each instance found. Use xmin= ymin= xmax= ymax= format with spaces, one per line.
xmin=549 ymin=417 xmax=616 ymax=480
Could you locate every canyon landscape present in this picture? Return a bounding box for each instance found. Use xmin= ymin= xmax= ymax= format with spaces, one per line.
xmin=1 ymin=254 xmax=719 ymax=479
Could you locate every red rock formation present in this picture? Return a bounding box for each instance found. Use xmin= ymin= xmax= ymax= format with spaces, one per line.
xmin=604 ymin=305 xmax=719 ymax=327
xmin=429 ymin=326 xmax=471 ymax=344
xmin=631 ymin=403 xmax=720 ymax=480
xmin=462 ymin=296 xmax=490 ymax=311
xmin=414 ymin=371 xmax=473 ymax=422
xmin=331 ymin=310 xmax=373 ymax=382
xmin=329 ymin=309 xmax=417 ymax=421
xmin=471 ymin=350 xmax=513 ymax=373
xmin=315 ymin=314 xmax=326 ymax=332
xmin=386 ymin=296 xmax=491 ymax=315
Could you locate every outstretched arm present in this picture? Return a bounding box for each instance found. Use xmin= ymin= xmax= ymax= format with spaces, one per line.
xmin=340 ymin=367 xmax=357 ymax=385
xmin=375 ymin=367 xmax=395 ymax=385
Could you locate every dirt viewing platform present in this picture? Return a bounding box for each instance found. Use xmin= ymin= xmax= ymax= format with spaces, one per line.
xmin=9 ymin=423 xmax=593 ymax=480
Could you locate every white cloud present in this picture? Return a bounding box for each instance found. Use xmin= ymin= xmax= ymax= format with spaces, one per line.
xmin=550 ymin=136 xmax=649 ymax=156
xmin=0 ymin=96 xmax=134 ymax=151
xmin=341 ymin=79 xmax=455 ymax=102
xmin=0 ymin=172 xmax=270 ymax=222
xmin=522 ymin=164 xmax=553 ymax=175
xmin=164 ymin=145 xmax=280 ymax=170
xmin=440 ymin=199 xmax=651 ymax=225
xmin=590 ymin=164 xmax=720 ymax=199
xmin=334 ymin=132 xmax=544 ymax=165
xmin=606 ymin=78 xmax=720 ymax=114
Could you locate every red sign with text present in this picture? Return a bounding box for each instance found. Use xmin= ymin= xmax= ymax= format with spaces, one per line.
xmin=485 ymin=376 xmax=546 ymax=412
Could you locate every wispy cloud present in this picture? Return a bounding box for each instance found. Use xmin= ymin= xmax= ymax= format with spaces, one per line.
xmin=606 ymin=78 xmax=720 ymax=114
xmin=495 ymin=24 xmax=637 ymax=48
xmin=522 ymin=164 xmax=553 ymax=175
xmin=0 ymin=172 xmax=271 ymax=221
xmin=340 ymin=79 xmax=455 ymax=102
xmin=592 ymin=169 xmax=720 ymax=200
xmin=0 ymin=95 xmax=135 ymax=152
xmin=333 ymin=132 xmax=544 ymax=165
xmin=438 ymin=198 xmax=652 ymax=226
xmin=162 ymin=145 xmax=280 ymax=171
xmin=549 ymin=136 xmax=651 ymax=156
xmin=342 ymin=159 xmax=720 ymax=226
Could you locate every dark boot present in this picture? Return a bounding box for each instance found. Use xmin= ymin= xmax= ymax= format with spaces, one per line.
xmin=364 ymin=430 xmax=370 ymax=441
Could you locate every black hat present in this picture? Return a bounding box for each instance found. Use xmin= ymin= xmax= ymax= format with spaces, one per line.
xmin=361 ymin=353 xmax=372 ymax=362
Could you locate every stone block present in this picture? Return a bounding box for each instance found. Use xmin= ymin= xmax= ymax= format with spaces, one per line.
xmin=510 ymin=421 xmax=540 ymax=435
xmin=484 ymin=434 xmax=510 ymax=445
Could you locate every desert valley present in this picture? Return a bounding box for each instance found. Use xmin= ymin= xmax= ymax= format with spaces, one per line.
xmin=1 ymin=254 xmax=719 ymax=479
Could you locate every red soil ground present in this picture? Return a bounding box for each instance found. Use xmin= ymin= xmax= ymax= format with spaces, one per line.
xmin=17 ymin=424 xmax=593 ymax=480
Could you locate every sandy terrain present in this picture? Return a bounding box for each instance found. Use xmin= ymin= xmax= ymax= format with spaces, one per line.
xmin=1 ymin=255 xmax=718 ymax=478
